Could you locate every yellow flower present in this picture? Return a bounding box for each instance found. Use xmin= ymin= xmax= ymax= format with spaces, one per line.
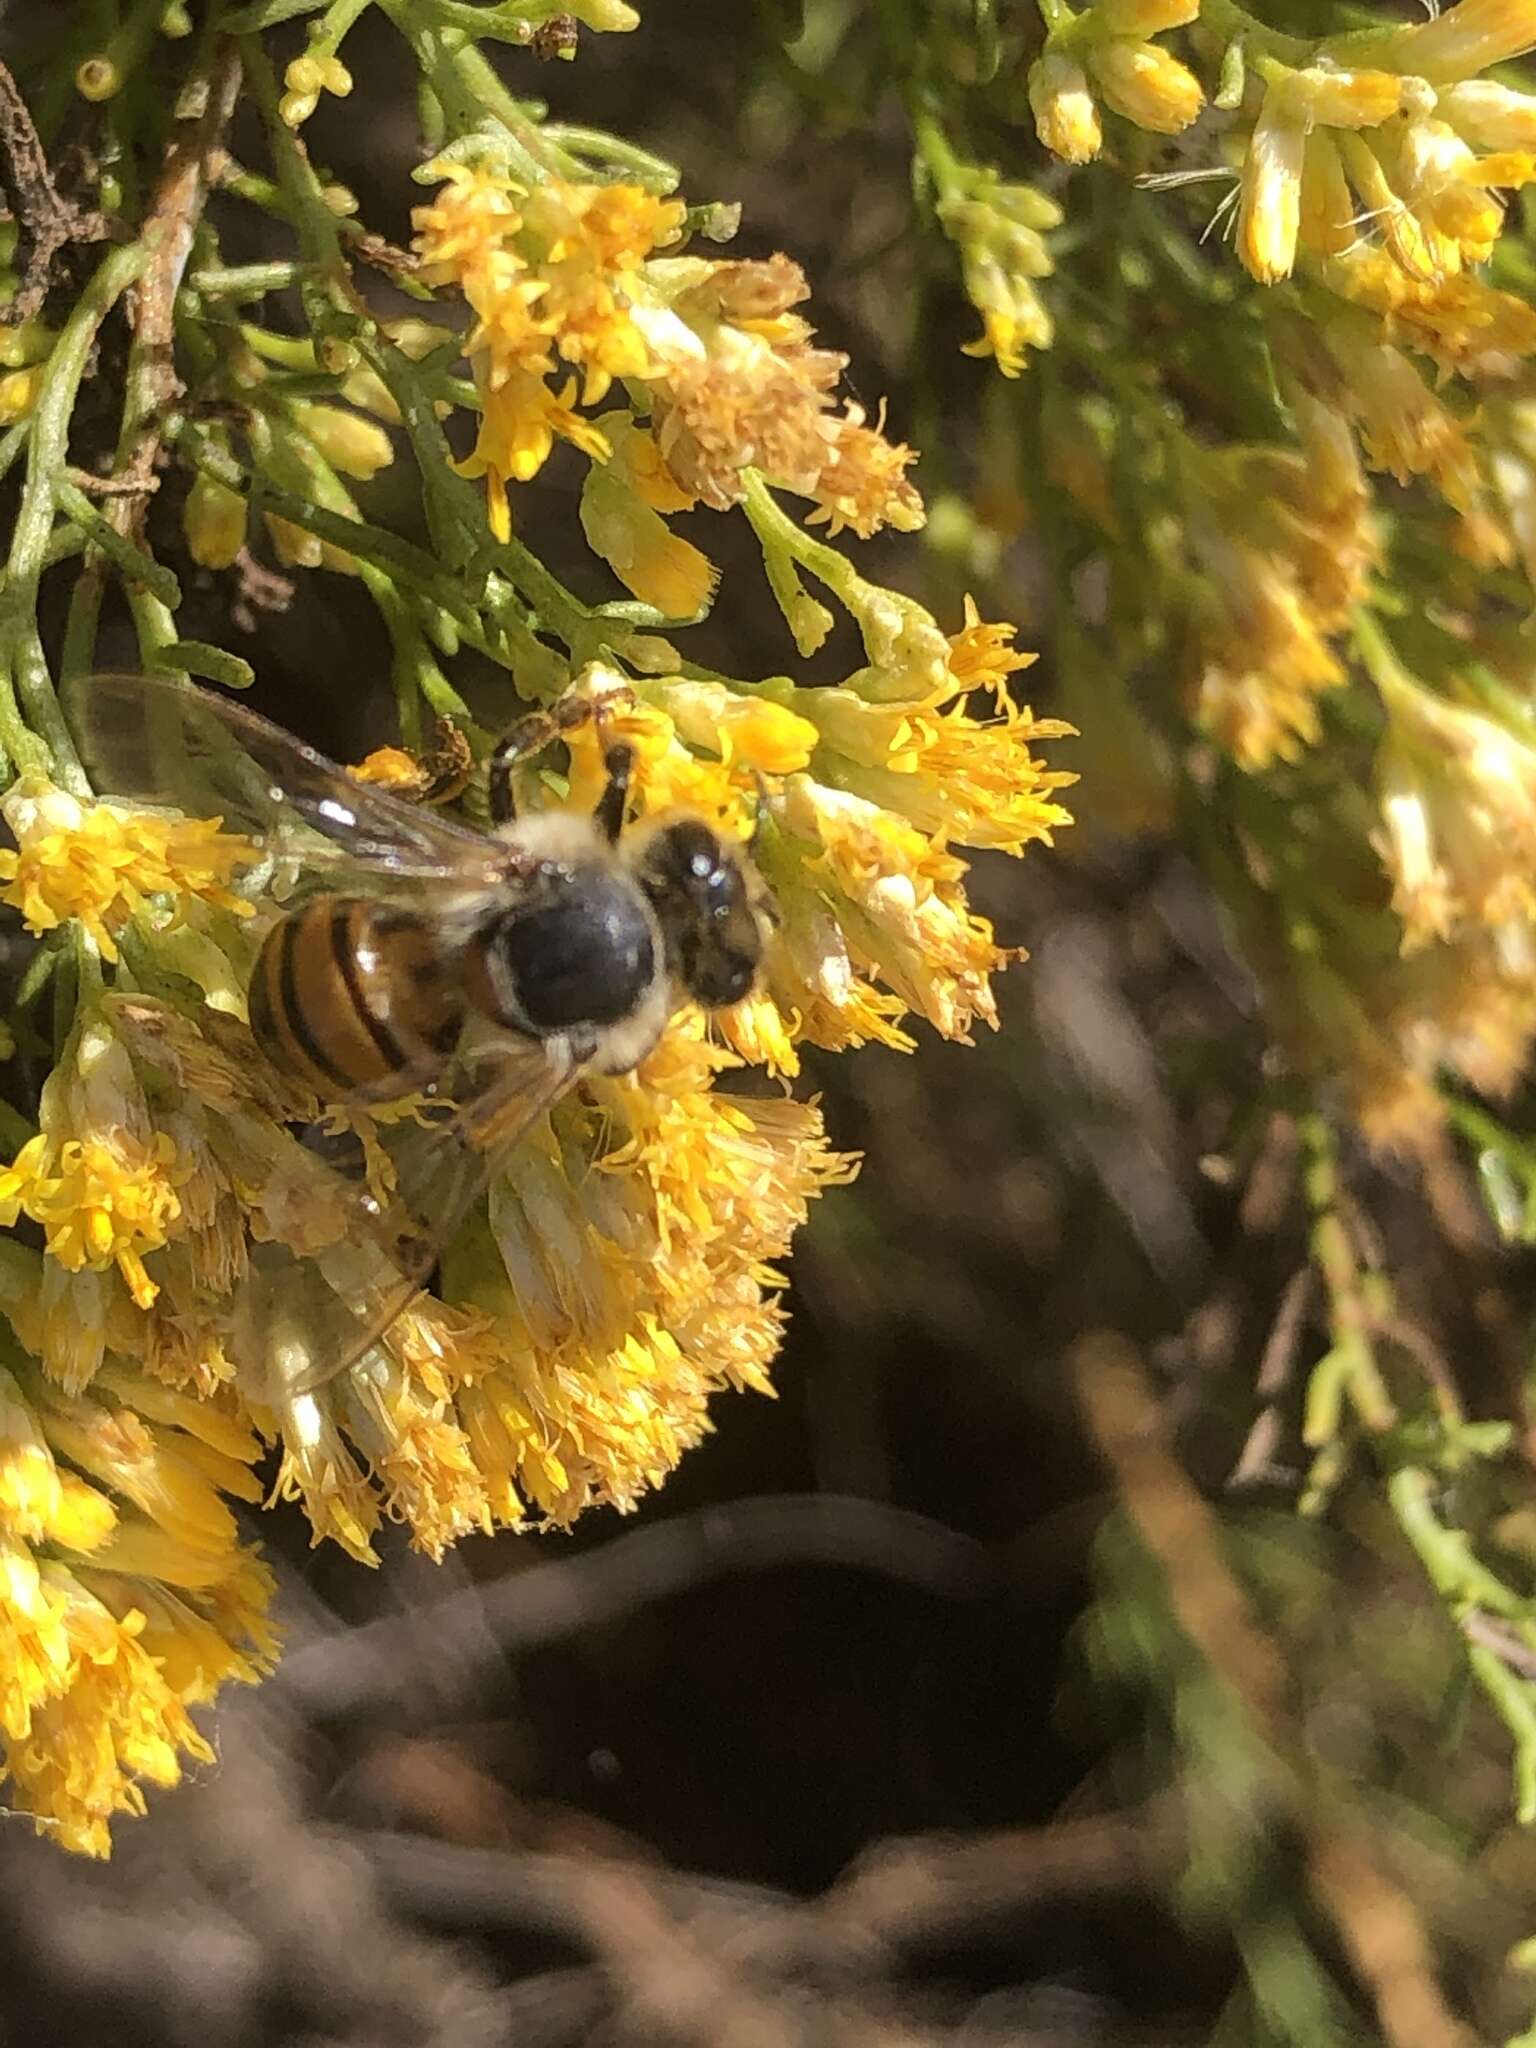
xmin=773 ymin=776 xmax=1010 ymax=1040
xmin=0 ymin=363 xmax=46 ymax=425
xmin=1393 ymin=0 xmax=1536 ymax=82
xmin=445 ymin=1017 xmax=854 ymax=1525
xmin=1318 ymin=318 xmax=1484 ymax=509
xmin=461 ymin=368 xmax=609 ymax=542
xmin=4 ymin=1568 xmax=214 ymax=1856
xmin=1395 ymin=116 xmax=1504 ymax=270
xmin=1372 ymin=667 xmax=1536 ymax=946
xmin=11 ymin=1134 xmax=184 ymax=1311
xmin=413 ymin=166 xmax=691 ymax=535
xmin=715 ymin=989 xmax=802 ymax=1077
xmin=645 ymin=674 xmax=819 ymax=775
xmin=0 ymin=1334 xmax=273 ymax=1852
xmin=1189 ymin=540 xmax=1345 ymax=769
xmin=787 ymin=637 xmax=1074 ymax=852
xmin=1087 ymin=38 xmax=1204 ymax=135
xmin=1029 ymin=51 xmax=1103 ymax=165
xmin=0 ymin=777 xmax=256 ymax=963
xmin=269 ymin=1394 xmax=381 ymax=1564
xmin=1240 ymin=85 xmax=1306 ymax=285
xmin=580 ymin=415 xmax=719 ymax=615
xmin=946 ymin=595 xmax=1038 ymax=699
xmin=759 ymin=882 xmax=917 ymax=1055
xmin=182 ymin=470 xmax=248 ymax=570
xmin=517 ymin=179 xmax=685 ymax=404
xmin=1323 ymin=245 xmax=1536 ymax=374
xmin=642 ymin=256 xmax=923 ymax=536
xmin=1 ymin=1017 xmax=192 ymax=1318
xmin=937 ymin=177 xmax=1061 ymax=376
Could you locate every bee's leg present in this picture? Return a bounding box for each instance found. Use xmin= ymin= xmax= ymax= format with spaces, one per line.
xmin=487 ymin=711 xmax=562 ymax=827
xmin=488 ymin=686 xmax=640 ymax=827
xmin=593 ymin=741 xmax=634 ymax=845
xmin=418 ymin=718 xmax=474 ymax=806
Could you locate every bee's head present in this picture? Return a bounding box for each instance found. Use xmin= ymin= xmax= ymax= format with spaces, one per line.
xmin=633 ymin=817 xmax=766 ymax=1009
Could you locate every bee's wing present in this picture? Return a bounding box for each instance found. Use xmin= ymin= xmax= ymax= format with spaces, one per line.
xmin=237 ymin=1035 xmax=588 ymax=1401
xmin=65 ymin=671 xmax=515 ymax=890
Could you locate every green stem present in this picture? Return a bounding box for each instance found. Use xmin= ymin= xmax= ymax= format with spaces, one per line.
xmin=1351 ymin=607 xmax=1414 ymax=711
xmin=541 ymin=124 xmax=681 ymax=193
xmin=169 ymin=417 xmax=483 ymax=627
xmin=0 ymin=422 xmax=30 ymax=491
xmin=190 ymin=259 xmax=311 ymax=299
xmin=53 ymin=477 xmax=182 ymax=611
xmin=1198 ymin=0 xmax=1312 ymax=65
xmin=0 ymin=240 xmax=147 ymax=791
xmin=312 ymin=0 xmax=373 ymax=53
xmin=908 ymin=105 xmax=968 ymax=206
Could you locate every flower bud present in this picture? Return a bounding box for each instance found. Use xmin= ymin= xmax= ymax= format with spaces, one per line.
xmin=182 ymin=472 xmax=248 ymax=571
xmin=1440 ymin=78 xmax=1536 ymax=150
xmin=1029 ymin=52 xmax=1103 ymax=164
xmin=0 ymin=365 xmax=45 ymax=425
xmin=0 ymin=320 xmax=53 ymax=370
xmin=294 ymin=402 xmax=395 ymax=482
xmin=1398 ymin=0 xmax=1536 ymax=83
xmin=1239 ymin=87 xmax=1305 ymax=284
xmin=1088 ymin=38 xmax=1204 ymax=135
xmin=1289 ymin=64 xmax=1409 ymax=129
xmin=74 ymin=55 xmax=119 ymax=102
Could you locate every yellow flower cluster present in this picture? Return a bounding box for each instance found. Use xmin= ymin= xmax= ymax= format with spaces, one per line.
xmin=412 ymin=168 xmax=923 ymax=554
xmin=0 ymin=778 xmax=255 ymax=964
xmin=1029 ymin=0 xmax=1205 ymax=163
xmin=1234 ymin=6 xmax=1536 ymax=293
xmin=0 ymin=117 xmax=1072 ymax=1858
xmin=1178 ymin=396 xmax=1379 ymax=770
xmin=0 ymin=1306 xmax=274 ymax=1854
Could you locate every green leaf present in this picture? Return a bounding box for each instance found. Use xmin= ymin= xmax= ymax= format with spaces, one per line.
xmin=149 ymin=641 xmax=256 ymax=691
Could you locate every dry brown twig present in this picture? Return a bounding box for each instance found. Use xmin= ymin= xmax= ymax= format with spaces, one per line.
xmin=1074 ymin=1330 xmax=1481 ymax=2048
xmin=103 ymin=36 xmax=244 ymax=530
xmin=0 ymin=56 xmax=107 ymax=323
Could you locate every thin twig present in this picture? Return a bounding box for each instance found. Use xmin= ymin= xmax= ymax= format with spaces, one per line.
xmin=0 ymin=59 xmax=105 ymax=323
xmin=1462 ymin=1611 xmax=1536 ymax=1683
xmin=1229 ymin=1266 xmax=1314 ymax=1489
xmin=112 ymin=37 xmax=245 ymax=529
xmin=275 ymin=1495 xmax=996 ymax=1719
xmin=1075 ymin=1332 xmax=1481 ymax=2048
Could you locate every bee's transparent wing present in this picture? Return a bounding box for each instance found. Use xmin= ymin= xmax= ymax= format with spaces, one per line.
xmin=235 ymin=1035 xmax=588 ymax=1401
xmin=64 ymin=670 xmax=515 ymax=889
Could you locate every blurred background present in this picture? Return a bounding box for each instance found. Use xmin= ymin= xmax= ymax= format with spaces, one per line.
xmin=3 ymin=3 xmax=1536 ymax=2043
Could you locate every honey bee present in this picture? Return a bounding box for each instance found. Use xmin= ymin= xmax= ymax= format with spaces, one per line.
xmin=68 ymin=672 xmax=771 ymax=1396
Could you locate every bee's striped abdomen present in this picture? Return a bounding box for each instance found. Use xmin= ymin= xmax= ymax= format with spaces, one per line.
xmin=248 ymin=895 xmax=464 ymax=1102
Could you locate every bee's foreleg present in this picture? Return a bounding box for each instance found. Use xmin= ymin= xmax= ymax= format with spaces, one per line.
xmin=487 ymin=685 xmax=639 ymax=828
xmin=593 ymin=741 xmax=634 ymax=844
